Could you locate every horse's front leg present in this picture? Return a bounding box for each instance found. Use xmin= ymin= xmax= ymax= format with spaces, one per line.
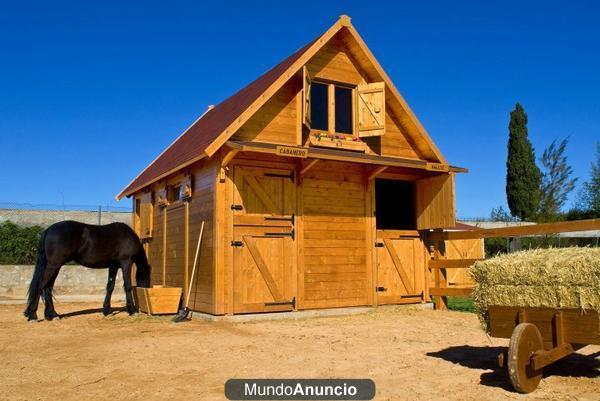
xmin=43 ymin=268 xmax=61 ymax=320
xmin=121 ymin=260 xmax=136 ymax=315
xmin=103 ymin=266 xmax=119 ymax=316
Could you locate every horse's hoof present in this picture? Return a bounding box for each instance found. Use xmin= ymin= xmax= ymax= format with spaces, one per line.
xmin=102 ymin=308 xmax=111 ymax=316
xmin=27 ymin=315 xmax=39 ymax=322
xmin=45 ymin=314 xmax=60 ymax=321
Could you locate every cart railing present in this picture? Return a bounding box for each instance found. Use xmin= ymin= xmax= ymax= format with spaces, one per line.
xmin=427 ymin=218 xmax=600 ymax=310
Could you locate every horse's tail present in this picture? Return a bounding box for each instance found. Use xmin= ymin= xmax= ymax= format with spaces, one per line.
xmin=133 ymin=246 xmax=151 ymax=288
xmin=25 ymin=230 xmax=47 ymax=312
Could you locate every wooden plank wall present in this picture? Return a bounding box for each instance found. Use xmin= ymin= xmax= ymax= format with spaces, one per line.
xmin=300 ymin=160 xmax=370 ymax=309
xmin=187 ymin=158 xmax=217 ymax=312
xmin=232 ymin=80 xmax=300 ymax=145
xmin=133 ymin=158 xmax=217 ymax=314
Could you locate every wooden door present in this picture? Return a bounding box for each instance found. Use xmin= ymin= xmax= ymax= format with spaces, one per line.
xmin=376 ymin=231 xmax=425 ymax=305
xmin=232 ymin=166 xmax=296 ymax=313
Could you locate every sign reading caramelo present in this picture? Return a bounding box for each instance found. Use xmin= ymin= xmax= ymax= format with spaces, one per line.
xmin=225 ymin=379 xmax=375 ymax=400
xmin=275 ymin=146 xmax=309 ymax=158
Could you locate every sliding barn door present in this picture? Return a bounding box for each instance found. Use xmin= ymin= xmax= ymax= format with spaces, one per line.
xmin=376 ymin=232 xmax=425 ymax=305
xmin=232 ymin=166 xmax=296 ymax=313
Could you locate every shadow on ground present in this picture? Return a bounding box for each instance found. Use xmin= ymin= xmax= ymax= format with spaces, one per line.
xmin=60 ymin=307 xmax=127 ymax=318
xmin=427 ymin=345 xmax=600 ymax=392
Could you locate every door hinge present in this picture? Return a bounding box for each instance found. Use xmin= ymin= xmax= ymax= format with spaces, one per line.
xmin=264 ymin=228 xmax=295 ymax=240
xmin=231 ymin=240 xmax=244 ymax=247
xmin=264 ymin=213 xmax=295 ymax=225
xmin=231 ymin=204 xmax=243 ymax=210
xmin=375 ymin=242 xmax=384 ymax=248
xmin=376 ymin=286 xmax=387 ymax=292
xmin=264 ymin=172 xmax=295 ymax=182
xmin=265 ymin=297 xmax=295 ymax=308
xmin=400 ymin=291 xmax=424 ymax=299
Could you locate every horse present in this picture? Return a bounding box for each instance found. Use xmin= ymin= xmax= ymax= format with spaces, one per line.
xmin=24 ymin=220 xmax=151 ymax=321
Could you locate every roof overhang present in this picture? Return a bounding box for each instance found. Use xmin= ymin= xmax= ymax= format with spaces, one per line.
xmin=226 ymin=141 xmax=467 ymax=173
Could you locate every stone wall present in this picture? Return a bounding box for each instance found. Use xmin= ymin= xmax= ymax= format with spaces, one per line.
xmin=0 ymin=265 xmax=125 ymax=299
xmin=0 ymin=209 xmax=131 ymax=227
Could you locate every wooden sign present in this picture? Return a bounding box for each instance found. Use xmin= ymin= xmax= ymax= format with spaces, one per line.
xmin=425 ymin=162 xmax=450 ymax=173
xmin=276 ymin=145 xmax=308 ymax=158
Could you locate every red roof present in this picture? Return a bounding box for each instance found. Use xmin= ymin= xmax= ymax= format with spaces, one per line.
xmin=118 ymin=38 xmax=316 ymax=198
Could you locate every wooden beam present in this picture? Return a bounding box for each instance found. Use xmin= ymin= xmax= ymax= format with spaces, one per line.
xmin=428 ymin=259 xmax=483 ymax=269
xmin=368 ymin=166 xmax=388 ymax=181
xmin=221 ymin=148 xmax=239 ymax=168
xmin=300 ymin=159 xmax=319 ymax=175
xmin=429 ymin=219 xmax=600 ymax=241
xmin=429 ymin=287 xmax=473 ymax=297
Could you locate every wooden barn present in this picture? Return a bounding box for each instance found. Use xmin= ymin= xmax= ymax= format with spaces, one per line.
xmin=117 ymin=15 xmax=480 ymax=315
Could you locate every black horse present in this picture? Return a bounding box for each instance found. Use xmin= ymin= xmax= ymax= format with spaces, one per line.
xmin=24 ymin=220 xmax=151 ymax=321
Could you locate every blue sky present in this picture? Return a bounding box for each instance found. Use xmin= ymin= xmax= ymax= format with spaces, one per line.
xmin=1 ymin=1 xmax=598 ymax=217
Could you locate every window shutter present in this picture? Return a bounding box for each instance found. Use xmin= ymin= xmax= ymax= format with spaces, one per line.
xmin=356 ymin=82 xmax=385 ymax=137
xmin=415 ymin=174 xmax=455 ymax=230
xmin=302 ymin=66 xmax=312 ymax=128
xmin=139 ymin=192 xmax=153 ymax=239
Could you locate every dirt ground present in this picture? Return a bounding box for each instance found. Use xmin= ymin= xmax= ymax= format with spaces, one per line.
xmin=1 ymin=302 xmax=598 ymax=401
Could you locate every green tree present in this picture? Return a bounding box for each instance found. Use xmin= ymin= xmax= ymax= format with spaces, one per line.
xmin=576 ymin=142 xmax=600 ymax=216
xmin=538 ymin=137 xmax=577 ymax=221
xmin=506 ymin=103 xmax=541 ymax=220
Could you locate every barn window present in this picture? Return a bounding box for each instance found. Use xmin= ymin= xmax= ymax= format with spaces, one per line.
xmin=375 ymin=179 xmax=416 ymax=230
xmin=309 ymin=81 xmax=353 ymax=135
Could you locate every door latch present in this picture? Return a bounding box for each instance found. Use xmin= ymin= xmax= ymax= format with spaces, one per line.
xmin=264 ymin=213 xmax=295 ymax=225
xmin=375 ymin=242 xmax=384 ymax=248
xmin=376 ymin=286 xmax=387 ymax=292
xmin=231 ymin=204 xmax=243 ymax=210
xmin=264 ymin=228 xmax=295 ymax=240
xmin=231 ymin=240 xmax=244 ymax=247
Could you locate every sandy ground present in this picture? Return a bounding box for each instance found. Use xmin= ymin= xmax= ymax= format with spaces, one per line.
xmin=0 ymin=302 xmax=598 ymax=401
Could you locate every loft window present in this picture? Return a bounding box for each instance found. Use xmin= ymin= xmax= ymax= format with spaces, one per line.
xmin=169 ymin=184 xmax=184 ymax=202
xmin=309 ymin=81 xmax=353 ymax=135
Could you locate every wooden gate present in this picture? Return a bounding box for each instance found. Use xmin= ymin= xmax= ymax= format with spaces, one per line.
xmin=444 ymin=239 xmax=484 ymax=286
xmin=232 ymin=166 xmax=296 ymax=313
xmin=376 ymin=231 xmax=425 ymax=305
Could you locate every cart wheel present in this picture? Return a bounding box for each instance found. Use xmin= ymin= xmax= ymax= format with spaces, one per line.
xmin=507 ymin=323 xmax=544 ymax=393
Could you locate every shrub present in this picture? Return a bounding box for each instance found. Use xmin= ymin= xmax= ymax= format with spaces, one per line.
xmin=0 ymin=221 xmax=44 ymax=264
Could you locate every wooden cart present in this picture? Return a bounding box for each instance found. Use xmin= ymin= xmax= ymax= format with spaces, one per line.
xmin=488 ymin=305 xmax=600 ymax=393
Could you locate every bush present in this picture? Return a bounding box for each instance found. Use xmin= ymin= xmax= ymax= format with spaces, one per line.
xmin=0 ymin=221 xmax=44 ymax=264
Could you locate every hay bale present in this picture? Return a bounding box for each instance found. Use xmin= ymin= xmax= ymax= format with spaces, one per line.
xmin=470 ymin=247 xmax=600 ymax=331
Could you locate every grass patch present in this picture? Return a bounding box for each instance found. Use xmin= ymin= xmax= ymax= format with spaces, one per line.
xmin=432 ymin=296 xmax=475 ymax=312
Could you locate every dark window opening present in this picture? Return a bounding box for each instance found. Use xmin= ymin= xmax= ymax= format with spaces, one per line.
xmin=169 ymin=184 xmax=183 ymax=202
xmin=311 ymin=82 xmax=328 ymax=130
xmin=375 ymin=179 xmax=416 ymax=230
xmin=335 ymin=86 xmax=353 ymax=134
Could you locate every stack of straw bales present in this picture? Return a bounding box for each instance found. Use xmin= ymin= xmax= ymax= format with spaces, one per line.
xmin=471 ymin=247 xmax=600 ymax=331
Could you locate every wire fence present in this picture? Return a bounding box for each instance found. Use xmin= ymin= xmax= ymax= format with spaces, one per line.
xmin=0 ymin=202 xmax=132 ymax=227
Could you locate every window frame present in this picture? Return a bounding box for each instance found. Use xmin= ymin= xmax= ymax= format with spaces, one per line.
xmin=309 ymin=80 xmax=356 ymax=137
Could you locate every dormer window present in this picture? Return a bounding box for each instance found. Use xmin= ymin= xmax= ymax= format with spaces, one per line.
xmin=302 ymin=67 xmax=386 ymax=148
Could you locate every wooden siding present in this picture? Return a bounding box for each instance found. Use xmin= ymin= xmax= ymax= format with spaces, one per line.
xmin=300 ymin=161 xmax=369 ymax=309
xmin=133 ymin=157 xmax=217 ymax=314
xmin=232 ymin=80 xmax=300 ymax=145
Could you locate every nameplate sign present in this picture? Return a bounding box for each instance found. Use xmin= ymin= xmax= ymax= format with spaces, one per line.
xmin=425 ymin=162 xmax=450 ymax=172
xmin=276 ymin=146 xmax=309 ymax=158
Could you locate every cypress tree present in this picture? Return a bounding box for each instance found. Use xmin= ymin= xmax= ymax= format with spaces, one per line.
xmin=506 ymin=103 xmax=541 ymax=220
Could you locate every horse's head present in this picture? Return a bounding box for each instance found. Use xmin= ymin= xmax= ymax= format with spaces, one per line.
xmin=136 ymin=263 xmax=151 ymax=288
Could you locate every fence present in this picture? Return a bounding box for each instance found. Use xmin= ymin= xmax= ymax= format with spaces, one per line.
xmin=427 ymin=218 xmax=600 ymax=310
xmin=0 ymin=202 xmax=132 ymax=228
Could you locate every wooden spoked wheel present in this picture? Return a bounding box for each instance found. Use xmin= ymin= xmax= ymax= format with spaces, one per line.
xmin=507 ymin=323 xmax=544 ymax=393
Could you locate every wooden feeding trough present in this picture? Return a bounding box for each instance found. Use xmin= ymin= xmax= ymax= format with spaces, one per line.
xmin=135 ymin=286 xmax=182 ymax=315
xmin=489 ymin=305 xmax=600 ymax=393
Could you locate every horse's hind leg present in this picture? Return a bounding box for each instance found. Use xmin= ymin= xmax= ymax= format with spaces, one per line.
xmin=43 ymin=268 xmax=61 ymax=320
xmin=25 ymin=263 xmax=60 ymax=321
xmin=103 ymin=266 xmax=119 ymax=316
xmin=121 ymin=260 xmax=136 ymax=315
